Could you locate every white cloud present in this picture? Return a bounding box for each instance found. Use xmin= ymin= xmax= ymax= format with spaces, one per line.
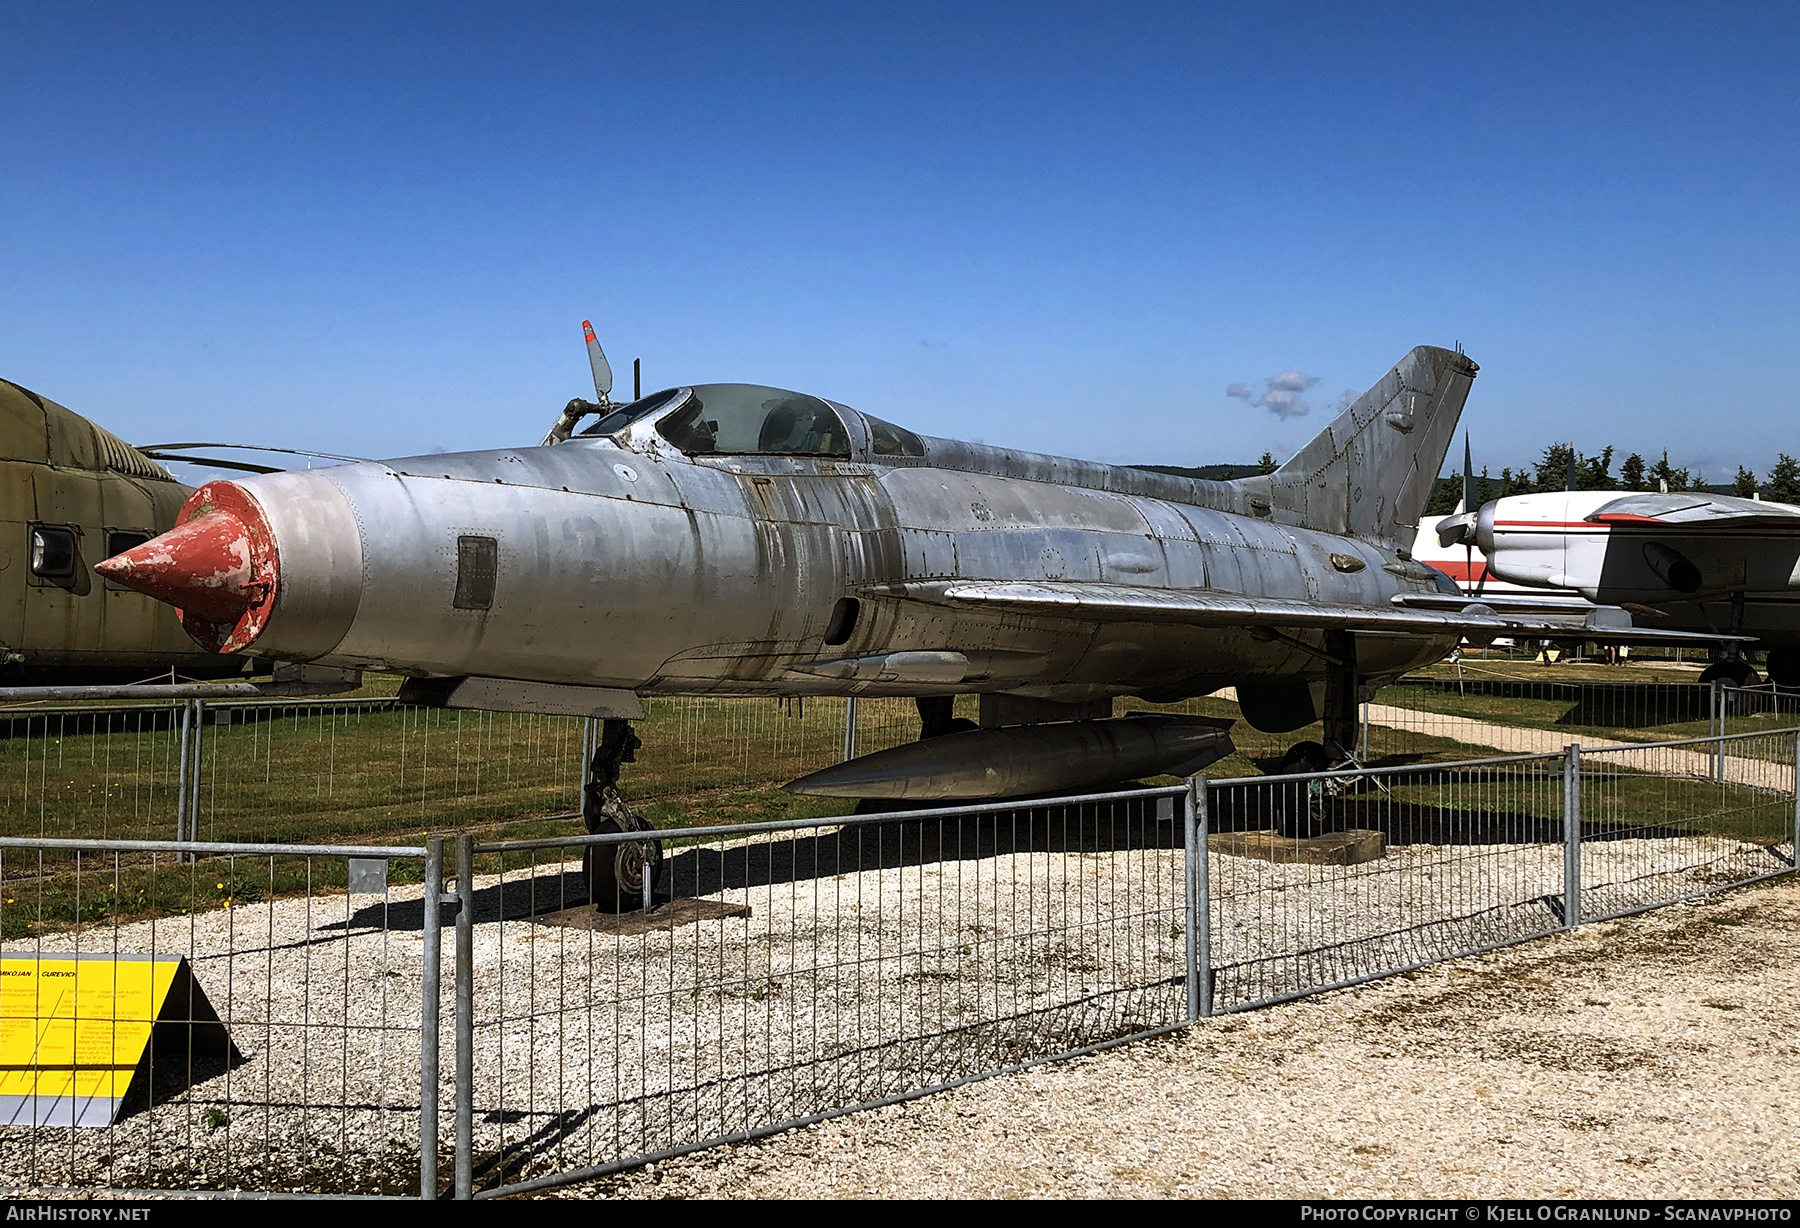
xmin=1226 ymin=370 xmax=1323 ymax=420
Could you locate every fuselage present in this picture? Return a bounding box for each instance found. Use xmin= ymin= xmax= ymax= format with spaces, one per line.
xmin=127 ymin=385 xmax=1458 ymax=705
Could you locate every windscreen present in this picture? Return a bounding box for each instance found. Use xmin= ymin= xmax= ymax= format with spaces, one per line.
xmin=577 ymin=388 xmax=687 ymax=437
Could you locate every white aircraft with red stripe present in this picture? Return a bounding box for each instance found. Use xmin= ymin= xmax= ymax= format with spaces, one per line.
xmin=1436 ymin=487 xmax=1800 ymax=685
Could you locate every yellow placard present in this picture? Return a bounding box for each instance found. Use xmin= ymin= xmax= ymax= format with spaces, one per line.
xmin=0 ymin=953 xmax=224 ymax=1127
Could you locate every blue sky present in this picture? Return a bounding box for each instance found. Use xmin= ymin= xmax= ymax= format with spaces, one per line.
xmin=3 ymin=2 xmax=1796 ymax=481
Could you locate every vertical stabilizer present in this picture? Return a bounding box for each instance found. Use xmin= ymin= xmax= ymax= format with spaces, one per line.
xmin=1230 ymin=345 xmax=1478 ymax=546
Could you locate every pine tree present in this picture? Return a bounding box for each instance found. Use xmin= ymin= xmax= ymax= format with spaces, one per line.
xmin=1647 ymin=450 xmax=1691 ymax=493
xmin=1257 ymin=451 xmax=1278 ymax=476
xmin=1733 ymin=466 xmax=1760 ymax=498
xmin=1424 ymin=475 xmax=1462 ymax=517
xmin=1500 ymin=466 xmax=1532 ymax=497
xmin=1581 ymin=446 xmax=1616 ymax=490
xmin=1620 ymin=453 xmax=1647 ymax=491
xmin=1534 ymin=442 xmax=1577 ymax=491
xmin=1767 ymin=454 xmax=1800 ymax=505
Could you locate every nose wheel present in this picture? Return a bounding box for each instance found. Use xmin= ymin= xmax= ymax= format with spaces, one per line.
xmin=584 ymin=805 xmax=663 ymax=914
xmin=582 ymin=719 xmax=662 ymax=913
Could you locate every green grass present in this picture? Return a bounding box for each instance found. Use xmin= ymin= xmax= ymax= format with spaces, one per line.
xmin=1 ymin=673 xmax=1793 ymax=937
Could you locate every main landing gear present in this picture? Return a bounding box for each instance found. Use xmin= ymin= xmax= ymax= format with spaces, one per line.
xmin=583 ymin=718 xmax=663 ymax=913
xmin=1275 ymin=630 xmax=1370 ymax=838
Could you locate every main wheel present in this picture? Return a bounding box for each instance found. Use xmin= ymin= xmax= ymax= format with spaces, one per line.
xmin=585 ymin=816 xmax=663 ymax=914
xmin=1765 ymin=649 xmax=1800 ymax=689
xmin=1278 ymin=740 xmax=1332 ymax=775
xmin=1698 ymin=658 xmax=1759 ymax=688
xmin=1274 ymin=741 xmax=1331 ymax=838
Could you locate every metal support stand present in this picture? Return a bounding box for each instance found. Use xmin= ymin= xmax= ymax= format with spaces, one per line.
xmin=453 ymin=831 xmax=474 ymax=1200
xmin=842 ymin=696 xmax=858 ymax=763
xmin=173 ymin=698 xmax=205 ymax=853
xmin=1184 ymin=775 xmax=1213 ymax=1020
xmin=187 ymin=699 xmax=204 ymax=845
xmin=419 ymin=837 xmax=444 ymax=1200
xmin=1562 ymin=745 xmax=1582 ymax=928
xmin=1321 ymin=630 xmax=1359 ymax=763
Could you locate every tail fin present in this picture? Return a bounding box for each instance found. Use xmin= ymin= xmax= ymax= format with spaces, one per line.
xmin=1229 ymin=345 xmax=1478 ymax=546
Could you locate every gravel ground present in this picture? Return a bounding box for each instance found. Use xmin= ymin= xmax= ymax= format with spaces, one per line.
xmin=581 ymin=872 xmax=1800 ymax=1201
xmin=1 ymin=828 xmax=1792 ymax=1198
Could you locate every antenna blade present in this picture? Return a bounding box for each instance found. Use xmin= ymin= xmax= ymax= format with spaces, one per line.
xmin=583 ymin=320 xmax=614 ymax=401
xmin=1462 ymin=433 xmax=1473 ymax=513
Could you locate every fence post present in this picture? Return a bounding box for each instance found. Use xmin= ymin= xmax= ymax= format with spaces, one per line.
xmin=420 ymin=837 xmax=444 ymax=1200
xmin=187 ymin=699 xmax=205 ymax=844
xmin=842 ymin=696 xmax=858 ymax=763
xmin=1184 ymin=774 xmax=1212 ymax=1019
xmin=1562 ymin=744 xmax=1582 ymax=928
xmin=1792 ymin=731 xmax=1799 ymax=867
xmin=1714 ymin=682 xmax=1726 ymax=783
xmin=454 ymin=831 xmax=475 ymax=1200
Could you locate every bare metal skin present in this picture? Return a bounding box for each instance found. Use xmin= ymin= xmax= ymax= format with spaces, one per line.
xmin=101 ymin=346 xmax=1490 ymax=715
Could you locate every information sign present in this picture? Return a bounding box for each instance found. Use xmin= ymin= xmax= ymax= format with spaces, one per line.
xmin=0 ymin=952 xmax=234 ymax=1127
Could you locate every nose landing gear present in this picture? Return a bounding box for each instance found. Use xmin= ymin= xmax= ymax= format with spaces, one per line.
xmin=582 ymin=719 xmax=663 ymax=913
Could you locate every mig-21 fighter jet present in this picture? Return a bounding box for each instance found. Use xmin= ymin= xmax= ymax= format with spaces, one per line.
xmin=97 ymin=334 xmax=1726 ymax=901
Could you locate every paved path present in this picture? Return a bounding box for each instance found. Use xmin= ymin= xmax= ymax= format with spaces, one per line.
xmin=1365 ymin=703 xmax=1794 ymax=792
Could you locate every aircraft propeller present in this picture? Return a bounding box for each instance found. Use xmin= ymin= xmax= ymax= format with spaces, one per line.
xmin=1435 ymin=433 xmax=1478 ymax=550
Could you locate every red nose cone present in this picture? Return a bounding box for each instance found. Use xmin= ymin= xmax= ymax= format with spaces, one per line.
xmin=94 ymin=481 xmax=281 ymax=653
xmin=96 ymin=511 xmax=259 ymax=622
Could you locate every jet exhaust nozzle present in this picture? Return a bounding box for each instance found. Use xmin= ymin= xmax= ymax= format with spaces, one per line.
xmin=1641 ymin=541 xmax=1702 ymax=594
xmin=783 ymin=713 xmax=1236 ymax=801
xmin=94 ymin=480 xmax=280 ymax=653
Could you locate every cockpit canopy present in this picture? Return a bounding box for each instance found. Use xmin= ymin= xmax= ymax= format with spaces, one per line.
xmin=568 ymin=382 xmax=924 ymax=460
xmin=656 ymin=384 xmax=850 ymax=457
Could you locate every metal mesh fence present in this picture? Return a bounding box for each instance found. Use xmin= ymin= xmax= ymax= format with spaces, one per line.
xmin=454 ymin=791 xmax=1189 ymax=1197
xmin=192 ymin=701 xmax=586 ymax=843
xmin=0 ymin=713 xmax=1793 ymax=1198
xmin=0 ymin=837 xmax=442 ymax=1196
xmin=629 ymin=695 xmax=921 ymax=802
xmin=1575 ymin=732 xmax=1799 ymax=921
xmin=1201 ymin=755 xmax=1571 ymax=1011
xmin=0 ymin=706 xmax=186 ymax=842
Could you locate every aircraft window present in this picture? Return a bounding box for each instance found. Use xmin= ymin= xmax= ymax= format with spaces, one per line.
xmin=577 ymin=388 xmax=686 ymax=437
xmin=107 ymin=531 xmax=151 ymax=558
xmin=30 ymin=526 xmax=77 ymax=580
xmin=864 ymin=414 xmax=925 ymax=458
xmin=655 ymin=384 xmax=851 ymax=458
